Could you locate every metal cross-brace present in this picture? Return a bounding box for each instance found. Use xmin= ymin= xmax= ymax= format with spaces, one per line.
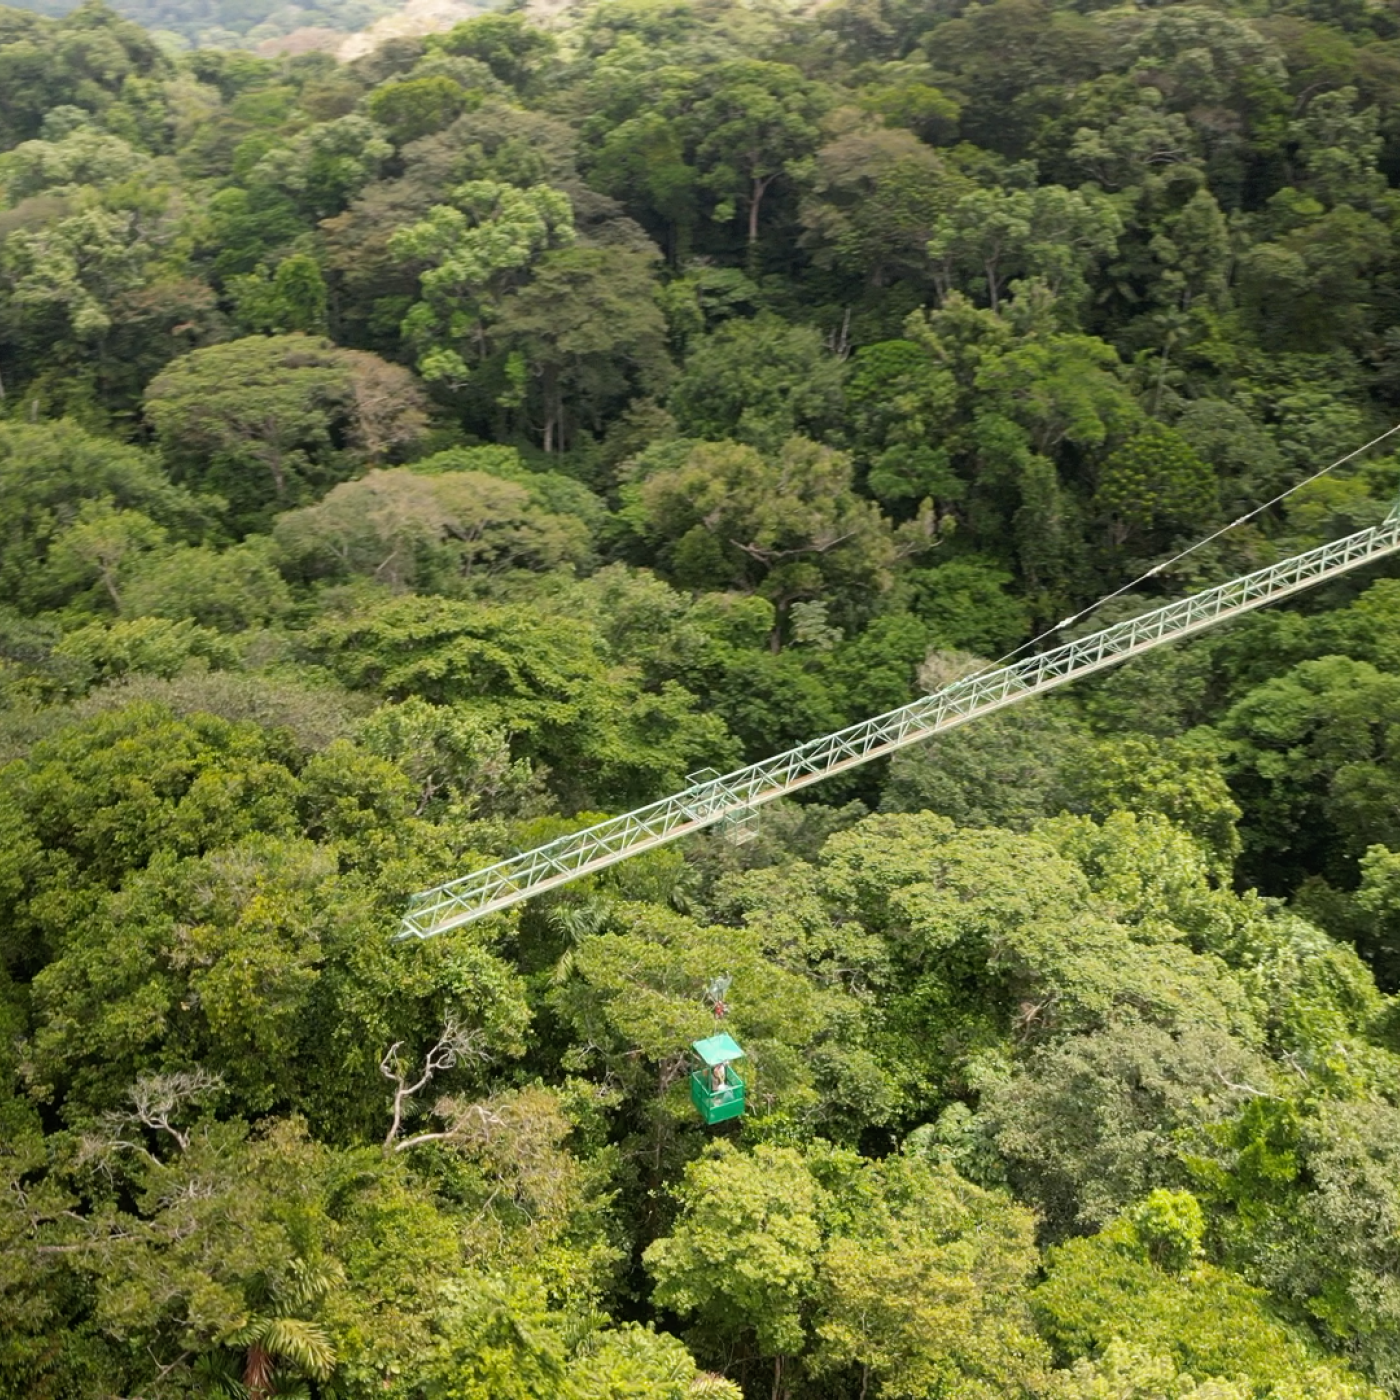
xmin=684 ymin=770 xmax=759 ymax=845
xmin=398 ymin=501 xmax=1400 ymax=940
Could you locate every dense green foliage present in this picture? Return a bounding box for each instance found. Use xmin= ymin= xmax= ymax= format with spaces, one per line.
xmin=9 ymin=0 xmax=1400 ymax=1396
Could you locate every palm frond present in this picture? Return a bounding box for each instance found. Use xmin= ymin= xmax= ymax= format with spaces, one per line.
xmin=254 ymin=1318 xmax=337 ymax=1380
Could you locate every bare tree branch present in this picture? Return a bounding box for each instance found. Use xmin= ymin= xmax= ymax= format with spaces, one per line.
xmin=129 ymin=1070 xmax=223 ymax=1152
xmin=1213 ymin=1066 xmax=1275 ymax=1099
xmin=79 ymin=1070 xmax=224 ymax=1166
xmin=730 ymin=530 xmax=857 ymax=565
xmin=381 ymin=1019 xmax=490 ymax=1149
xmin=395 ymin=1098 xmax=504 ymax=1153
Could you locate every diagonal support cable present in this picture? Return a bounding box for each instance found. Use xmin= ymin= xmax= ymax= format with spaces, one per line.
xmin=398 ymin=501 xmax=1400 ymax=939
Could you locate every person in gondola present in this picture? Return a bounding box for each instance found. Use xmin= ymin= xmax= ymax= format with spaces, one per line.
xmin=690 ymin=1031 xmax=746 ymax=1123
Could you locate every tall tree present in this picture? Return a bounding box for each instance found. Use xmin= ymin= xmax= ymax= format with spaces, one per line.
xmin=144 ymin=336 xmax=428 ymax=530
xmin=493 ymin=246 xmax=672 ymax=452
xmin=389 ymin=179 xmax=574 ymax=385
xmin=688 ymin=60 xmax=828 ymax=247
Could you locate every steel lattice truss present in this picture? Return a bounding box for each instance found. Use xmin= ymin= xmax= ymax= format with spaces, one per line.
xmin=399 ymin=503 xmax=1400 ymax=939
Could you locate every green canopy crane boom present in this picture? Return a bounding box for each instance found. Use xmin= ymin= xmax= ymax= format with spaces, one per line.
xmin=398 ymin=497 xmax=1400 ymax=941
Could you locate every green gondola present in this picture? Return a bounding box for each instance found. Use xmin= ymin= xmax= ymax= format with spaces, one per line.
xmin=690 ymin=1032 xmax=746 ymax=1125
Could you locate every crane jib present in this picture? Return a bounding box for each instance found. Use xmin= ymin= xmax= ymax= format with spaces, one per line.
xmin=397 ymin=501 xmax=1400 ymax=940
